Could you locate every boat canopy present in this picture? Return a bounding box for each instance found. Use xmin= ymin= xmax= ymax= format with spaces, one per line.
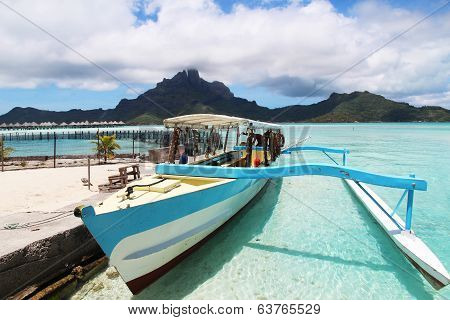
xmin=163 ymin=114 xmax=280 ymax=130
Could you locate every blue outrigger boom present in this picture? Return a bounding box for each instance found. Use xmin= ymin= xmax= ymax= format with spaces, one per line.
xmin=156 ymin=163 xmax=426 ymax=191
xmin=156 ymin=145 xmax=449 ymax=289
xmin=77 ymin=113 xmax=449 ymax=294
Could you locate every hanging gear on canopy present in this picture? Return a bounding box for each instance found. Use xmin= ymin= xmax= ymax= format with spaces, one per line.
xmin=272 ymin=129 xmax=284 ymax=159
xmin=253 ymin=133 xmax=263 ymax=146
xmin=278 ymin=131 xmax=285 ymax=148
xmin=224 ymin=126 xmax=230 ymax=152
xmin=269 ymin=130 xmax=276 ymax=161
xmin=192 ymin=129 xmax=200 ymax=158
xmin=211 ymin=131 xmax=221 ymax=156
xmin=205 ymin=127 xmax=214 ymax=159
xmin=168 ymin=127 xmax=181 ymax=163
xmin=263 ymin=129 xmax=272 ymax=166
xmin=245 ymin=128 xmax=254 ymax=167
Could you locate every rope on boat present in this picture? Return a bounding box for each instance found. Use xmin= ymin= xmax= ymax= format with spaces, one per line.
xmin=124 ymin=178 xmax=168 ymax=197
xmin=1 ymin=210 xmax=73 ymax=230
xmin=2 ymin=209 xmax=71 ymax=215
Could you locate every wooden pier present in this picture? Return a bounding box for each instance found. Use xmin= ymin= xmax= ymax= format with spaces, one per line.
xmin=0 ymin=129 xmax=211 ymax=148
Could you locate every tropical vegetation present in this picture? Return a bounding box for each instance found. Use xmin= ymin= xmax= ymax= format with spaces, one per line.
xmin=92 ymin=134 xmax=121 ymax=163
xmin=0 ymin=139 xmax=14 ymax=160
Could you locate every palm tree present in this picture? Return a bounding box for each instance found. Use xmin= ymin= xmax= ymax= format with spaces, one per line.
xmin=0 ymin=139 xmax=14 ymax=160
xmin=92 ymin=134 xmax=121 ymax=163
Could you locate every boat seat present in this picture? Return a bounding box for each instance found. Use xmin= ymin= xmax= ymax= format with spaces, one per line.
xmin=149 ymin=179 xmax=181 ymax=193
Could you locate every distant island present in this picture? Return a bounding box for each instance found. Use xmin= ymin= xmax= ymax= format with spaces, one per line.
xmin=1 ymin=69 xmax=449 ymax=124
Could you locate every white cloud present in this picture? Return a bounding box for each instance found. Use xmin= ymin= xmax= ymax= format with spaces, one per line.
xmin=403 ymin=91 xmax=450 ymax=107
xmin=0 ymin=0 xmax=448 ymax=107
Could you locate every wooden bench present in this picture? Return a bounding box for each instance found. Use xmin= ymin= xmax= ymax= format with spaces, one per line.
xmin=98 ymin=175 xmax=127 ymax=192
xmin=119 ymin=164 xmax=140 ymax=180
xmin=98 ymin=164 xmax=140 ymax=192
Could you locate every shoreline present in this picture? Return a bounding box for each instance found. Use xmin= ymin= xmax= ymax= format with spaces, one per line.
xmin=1 ymin=155 xmax=142 ymax=172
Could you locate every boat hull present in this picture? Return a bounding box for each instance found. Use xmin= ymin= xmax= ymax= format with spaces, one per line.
xmin=82 ymin=178 xmax=268 ymax=294
xmin=345 ymin=179 xmax=450 ymax=289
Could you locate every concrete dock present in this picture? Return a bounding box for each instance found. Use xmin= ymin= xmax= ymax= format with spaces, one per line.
xmin=0 ymin=162 xmax=155 ymax=298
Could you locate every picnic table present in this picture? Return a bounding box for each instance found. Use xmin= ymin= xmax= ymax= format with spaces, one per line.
xmin=98 ymin=164 xmax=141 ymax=192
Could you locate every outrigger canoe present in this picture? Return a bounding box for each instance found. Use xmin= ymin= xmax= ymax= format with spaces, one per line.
xmin=75 ymin=114 xmax=449 ymax=294
xmin=76 ymin=114 xmax=283 ymax=293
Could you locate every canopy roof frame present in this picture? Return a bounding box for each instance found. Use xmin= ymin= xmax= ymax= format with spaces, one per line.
xmin=163 ymin=114 xmax=281 ymax=130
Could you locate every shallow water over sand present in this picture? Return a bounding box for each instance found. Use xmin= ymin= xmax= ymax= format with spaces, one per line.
xmin=72 ymin=123 xmax=450 ymax=300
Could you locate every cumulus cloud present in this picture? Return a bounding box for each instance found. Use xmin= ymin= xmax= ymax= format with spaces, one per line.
xmin=258 ymin=75 xmax=328 ymax=97
xmin=0 ymin=0 xmax=448 ymax=107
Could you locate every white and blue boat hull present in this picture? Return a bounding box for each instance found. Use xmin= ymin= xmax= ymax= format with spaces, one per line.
xmin=81 ymin=178 xmax=268 ymax=294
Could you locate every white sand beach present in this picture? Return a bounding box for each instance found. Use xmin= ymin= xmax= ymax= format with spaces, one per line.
xmin=0 ymin=162 xmax=155 ymax=256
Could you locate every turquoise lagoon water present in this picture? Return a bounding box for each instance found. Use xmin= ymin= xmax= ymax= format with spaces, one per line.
xmin=71 ymin=123 xmax=450 ymax=300
xmin=0 ymin=125 xmax=163 ymax=156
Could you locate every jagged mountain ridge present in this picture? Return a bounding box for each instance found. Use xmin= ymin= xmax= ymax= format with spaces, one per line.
xmin=1 ymin=69 xmax=449 ymax=124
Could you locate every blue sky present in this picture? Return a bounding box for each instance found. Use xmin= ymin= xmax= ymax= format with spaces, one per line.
xmin=215 ymin=0 xmax=441 ymax=13
xmin=0 ymin=0 xmax=448 ymax=116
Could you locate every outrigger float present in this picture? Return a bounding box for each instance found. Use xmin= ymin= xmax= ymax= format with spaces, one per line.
xmin=75 ymin=114 xmax=449 ymax=294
